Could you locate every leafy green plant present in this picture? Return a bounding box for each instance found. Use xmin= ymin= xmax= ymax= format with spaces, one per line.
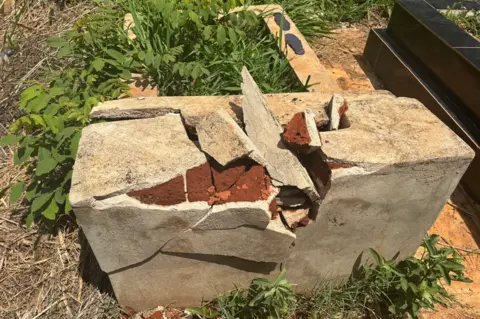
xmin=190 ymin=269 xmax=297 ymax=319
xmin=1 ymin=0 xmax=309 ymax=226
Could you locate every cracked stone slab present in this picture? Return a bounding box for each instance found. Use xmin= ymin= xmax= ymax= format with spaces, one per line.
xmin=197 ymin=109 xmax=267 ymax=166
xmin=75 ymin=194 xmax=210 ymax=273
xmin=161 ymin=218 xmax=295 ymax=263
xmin=241 ymin=67 xmax=320 ymax=204
xmin=327 ymin=93 xmax=348 ymax=131
xmin=70 ymin=115 xmax=207 ymax=207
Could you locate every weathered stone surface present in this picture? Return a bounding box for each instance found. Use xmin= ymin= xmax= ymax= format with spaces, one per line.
xmin=327 ymin=93 xmax=348 ymax=130
xmin=90 ymin=91 xmax=394 ymax=126
xmin=197 ymin=109 xmax=267 ymax=166
xmin=75 ymin=194 xmax=210 ymax=273
xmin=162 ymin=217 xmax=294 ymax=263
xmin=285 ymin=96 xmax=474 ymax=288
xmin=282 ymin=110 xmax=322 ymax=153
xmin=281 ymin=208 xmax=310 ymax=229
xmin=241 ymin=67 xmax=320 ymax=204
xmin=70 ymin=115 xmax=207 ymax=207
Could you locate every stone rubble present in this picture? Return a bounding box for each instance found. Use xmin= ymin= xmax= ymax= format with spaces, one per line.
xmin=326 ymin=93 xmax=349 ymax=130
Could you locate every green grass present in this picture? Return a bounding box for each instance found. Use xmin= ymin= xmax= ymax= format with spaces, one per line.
xmin=443 ymin=5 xmax=480 ymax=39
xmin=191 ymin=235 xmax=474 ymax=319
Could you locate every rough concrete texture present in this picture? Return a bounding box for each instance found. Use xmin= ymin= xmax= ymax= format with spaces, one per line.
xmin=327 ymin=93 xmax=348 ymax=130
xmin=241 ymin=67 xmax=320 ymax=205
xmin=75 ymin=194 xmax=210 ymax=273
xmin=70 ymin=115 xmax=207 ymax=207
xmin=196 ymin=109 xmax=267 ymax=166
xmin=284 ymin=96 xmax=474 ymax=287
xmin=90 ymin=91 xmax=394 ymax=127
xmin=75 ymin=92 xmax=474 ymax=310
xmin=162 ymin=217 xmax=294 ymax=263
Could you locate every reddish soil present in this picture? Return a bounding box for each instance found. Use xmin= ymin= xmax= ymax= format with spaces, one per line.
xmin=327 ymin=161 xmax=354 ymax=170
xmin=282 ymin=112 xmax=311 ymax=152
xmin=127 ymin=175 xmax=185 ymax=205
xmin=186 ymin=162 xmax=214 ymax=202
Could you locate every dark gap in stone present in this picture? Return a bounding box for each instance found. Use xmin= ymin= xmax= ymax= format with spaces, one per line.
xmin=274 ymin=13 xmax=291 ymax=31
xmin=285 ymin=34 xmax=305 ymax=55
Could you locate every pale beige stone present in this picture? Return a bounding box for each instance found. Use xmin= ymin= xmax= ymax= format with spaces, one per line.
xmin=70 ymin=114 xmax=206 ymax=206
xmin=327 ymin=93 xmax=347 ymax=130
xmin=241 ymin=67 xmax=320 ymax=204
xmin=162 ymin=218 xmax=295 ymax=263
xmin=196 ymin=109 xmax=267 ymax=166
xmin=90 ymin=91 xmax=394 ymax=126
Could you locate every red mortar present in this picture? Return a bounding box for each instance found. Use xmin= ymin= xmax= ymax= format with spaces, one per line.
xmin=128 ymin=175 xmax=185 ymax=206
xmin=186 ymin=162 xmax=214 ymax=202
xmin=209 ymin=160 xmax=273 ymax=205
xmin=210 ymin=160 xmax=249 ymax=192
xmin=338 ymin=100 xmax=349 ymax=117
xmin=327 ymin=161 xmax=354 ymax=169
xmin=282 ymin=112 xmax=311 ymax=152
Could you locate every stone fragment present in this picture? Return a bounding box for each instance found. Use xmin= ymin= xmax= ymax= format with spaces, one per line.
xmin=327 ymin=93 xmax=348 ymax=130
xmin=128 ymin=176 xmax=186 ymax=206
xmin=282 ymin=110 xmax=321 ymax=153
xmin=162 ymin=218 xmax=295 ymax=262
xmin=186 ymin=163 xmax=213 ymax=202
xmin=276 ymin=195 xmax=307 ymax=208
xmin=241 ymin=67 xmax=320 ymax=204
xmin=197 ymin=109 xmax=267 ymax=166
xmin=124 ymin=13 xmax=136 ymax=40
xmin=70 ymin=115 xmax=207 ymax=206
xmin=280 ymin=208 xmax=310 ymax=229
xmin=299 ymin=150 xmax=332 ymax=200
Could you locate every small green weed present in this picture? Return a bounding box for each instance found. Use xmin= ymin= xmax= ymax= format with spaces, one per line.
xmin=189 ymin=268 xmax=297 ymax=319
xmin=193 ymin=235 xmax=472 ymax=319
xmin=444 ymin=4 xmax=479 ymax=39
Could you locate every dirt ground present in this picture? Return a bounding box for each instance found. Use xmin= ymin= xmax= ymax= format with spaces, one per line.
xmin=1 ymin=6 xmax=480 ymax=319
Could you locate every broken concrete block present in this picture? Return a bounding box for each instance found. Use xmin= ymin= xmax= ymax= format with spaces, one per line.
xmin=327 ymin=93 xmax=348 ymax=130
xmin=162 ymin=217 xmax=295 ymax=263
xmin=75 ymin=194 xmax=210 ymax=273
xmin=285 ymin=96 xmax=474 ymax=289
xmin=282 ymin=110 xmax=322 ymax=153
xmin=197 ymin=109 xmax=267 ymax=166
xmin=70 ymin=115 xmax=207 ymax=207
xmin=241 ymin=67 xmax=320 ymax=204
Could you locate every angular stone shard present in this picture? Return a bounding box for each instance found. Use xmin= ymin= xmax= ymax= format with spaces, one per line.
xmin=241 ymin=67 xmax=320 ymax=204
xmin=70 ymin=115 xmax=207 ymax=207
xmin=327 ymin=93 xmax=348 ymax=130
xmin=282 ymin=110 xmax=322 ymax=153
xmin=162 ymin=218 xmax=295 ymax=262
xmin=197 ymin=109 xmax=267 ymax=166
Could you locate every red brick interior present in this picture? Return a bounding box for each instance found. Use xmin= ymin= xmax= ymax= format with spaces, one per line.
xmin=127 ymin=175 xmax=185 ymax=206
xmin=186 ymin=162 xmax=214 ymax=202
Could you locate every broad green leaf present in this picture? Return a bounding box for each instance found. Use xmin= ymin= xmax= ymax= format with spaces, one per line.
xmin=25 ymin=212 xmax=35 ymax=229
xmin=65 ymin=194 xmax=72 ymax=213
xmin=58 ymin=44 xmax=73 ymax=57
xmin=55 ymin=188 xmax=66 ymax=204
xmin=0 ymin=134 xmax=20 ymax=146
xmin=138 ymin=51 xmax=145 ymax=61
xmin=145 ymin=51 xmax=154 ymax=66
xmin=120 ymin=69 xmax=132 ymax=80
xmin=9 ymin=181 xmax=25 ymax=204
xmin=25 ymin=183 xmax=38 ymax=202
xmin=217 ymin=25 xmax=226 ymax=46
xmin=43 ymin=198 xmax=59 ymax=220
xmin=31 ymin=192 xmax=54 ymax=212
xmin=92 ymin=58 xmax=105 ymax=71
xmin=70 ymin=131 xmax=81 ymax=156
xmin=106 ymin=49 xmax=126 ymax=64
xmin=49 ymin=87 xmax=65 ymax=97
xmin=20 ymin=85 xmax=43 ymax=109
xmin=228 ymin=27 xmax=237 ymax=44
xmin=29 ymin=93 xmax=51 ymax=113
xmin=29 ymin=114 xmax=46 ymax=127
xmin=14 ymin=144 xmax=34 ymax=165
xmin=47 ymin=36 xmax=68 ymax=48
xmin=36 ymin=148 xmax=58 ymax=176
xmin=203 ymin=25 xmax=212 ymax=40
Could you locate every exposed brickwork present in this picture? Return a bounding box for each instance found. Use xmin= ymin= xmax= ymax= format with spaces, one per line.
xmin=281 ymin=112 xmax=311 ymax=152
xmin=210 ymin=160 xmax=250 ymax=192
xmin=186 ymin=162 xmax=214 ymax=202
xmin=128 ymin=175 xmax=185 ymax=206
